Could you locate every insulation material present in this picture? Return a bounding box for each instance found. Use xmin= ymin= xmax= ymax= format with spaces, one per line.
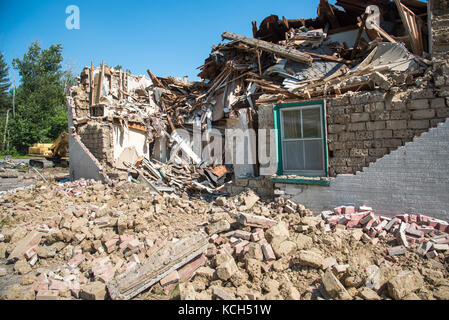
xmin=127 ymin=75 xmax=153 ymax=94
xmin=355 ymin=42 xmax=420 ymax=72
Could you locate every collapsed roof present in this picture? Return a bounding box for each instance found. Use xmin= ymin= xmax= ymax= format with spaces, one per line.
xmin=69 ymin=0 xmax=431 ymax=194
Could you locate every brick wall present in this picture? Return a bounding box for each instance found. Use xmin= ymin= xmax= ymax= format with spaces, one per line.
xmin=275 ymin=119 xmax=449 ymax=221
xmin=255 ymin=88 xmax=449 ymax=178
xmin=225 ymin=176 xmax=275 ymax=197
xmin=326 ymin=88 xmax=449 ymax=176
xmin=78 ymin=123 xmax=113 ymax=164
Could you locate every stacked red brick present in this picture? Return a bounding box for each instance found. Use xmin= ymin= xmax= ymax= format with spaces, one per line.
xmin=325 ymin=206 xmax=449 ymax=259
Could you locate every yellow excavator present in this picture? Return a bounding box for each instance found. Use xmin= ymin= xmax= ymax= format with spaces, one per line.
xmin=28 ymin=132 xmax=69 ymax=167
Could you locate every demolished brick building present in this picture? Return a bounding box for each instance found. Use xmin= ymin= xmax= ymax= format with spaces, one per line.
xmin=67 ymin=0 xmax=449 ymax=220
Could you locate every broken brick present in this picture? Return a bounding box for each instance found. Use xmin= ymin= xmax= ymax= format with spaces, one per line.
xmin=261 ymin=243 xmax=276 ymax=261
xmin=160 ymin=270 xmax=180 ymax=286
xmin=388 ymin=246 xmax=407 ymax=256
xmin=178 ymin=254 xmax=207 ymax=282
xmin=36 ymin=289 xmax=59 ymax=300
xmin=68 ymin=253 xmax=85 ymax=269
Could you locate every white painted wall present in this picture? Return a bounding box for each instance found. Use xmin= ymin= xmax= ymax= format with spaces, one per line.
xmin=278 ymin=119 xmax=449 ymax=221
xmin=112 ymin=124 xmax=150 ymax=165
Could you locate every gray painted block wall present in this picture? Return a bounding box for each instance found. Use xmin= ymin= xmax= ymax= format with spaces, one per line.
xmin=280 ymin=118 xmax=449 ymax=221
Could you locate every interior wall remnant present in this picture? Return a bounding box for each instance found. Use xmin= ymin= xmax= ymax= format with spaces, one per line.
xmin=225 ymin=109 xmax=256 ymax=178
xmin=112 ymin=124 xmax=150 ymax=167
xmin=152 ymin=136 xmax=168 ymax=163
xmin=69 ymin=135 xmax=107 ymax=183
xmin=257 ymin=105 xmax=277 ymax=176
xmin=67 ymin=96 xmax=111 ymax=183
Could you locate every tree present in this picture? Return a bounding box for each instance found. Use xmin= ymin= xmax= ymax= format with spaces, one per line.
xmin=0 ymin=52 xmax=10 ymax=109
xmin=8 ymin=42 xmax=68 ymax=154
xmin=114 ymin=64 xmax=131 ymax=74
xmin=0 ymin=52 xmax=11 ymax=152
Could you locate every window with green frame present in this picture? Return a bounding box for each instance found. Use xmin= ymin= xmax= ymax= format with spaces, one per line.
xmin=273 ymin=100 xmax=328 ymax=177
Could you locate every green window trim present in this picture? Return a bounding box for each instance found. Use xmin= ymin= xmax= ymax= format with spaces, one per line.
xmin=273 ymin=100 xmax=329 ymax=177
xmin=269 ymin=177 xmax=331 ymax=186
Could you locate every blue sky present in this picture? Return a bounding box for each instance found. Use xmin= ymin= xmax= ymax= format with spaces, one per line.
xmin=0 ymin=0 xmax=323 ymax=84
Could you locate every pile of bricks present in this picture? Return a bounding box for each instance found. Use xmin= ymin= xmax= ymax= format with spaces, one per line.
xmin=1 ymin=181 xmax=448 ymax=300
xmin=323 ymin=205 xmax=449 ymax=260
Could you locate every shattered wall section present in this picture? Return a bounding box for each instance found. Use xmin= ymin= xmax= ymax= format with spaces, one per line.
xmin=326 ymin=88 xmax=449 ymax=176
xmin=67 ymin=96 xmax=112 ymax=184
xmin=111 ymin=124 xmax=150 ymax=169
xmin=68 ymin=64 xmax=159 ymax=181
xmin=275 ymin=118 xmax=449 ymax=221
xmin=78 ymin=123 xmax=113 ymax=165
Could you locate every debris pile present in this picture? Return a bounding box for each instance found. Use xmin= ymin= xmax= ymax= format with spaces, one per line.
xmin=69 ymin=0 xmax=432 ymax=188
xmin=1 ymin=183 xmax=448 ymax=300
xmin=126 ymin=157 xmax=228 ymax=195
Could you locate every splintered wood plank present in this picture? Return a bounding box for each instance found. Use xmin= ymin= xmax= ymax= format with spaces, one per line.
xmin=222 ymin=31 xmax=313 ymax=66
xmin=394 ymin=0 xmax=422 ymax=55
xmin=89 ymin=61 xmax=94 ymax=108
xmin=107 ymin=231 xmax=208 ymax=300
xmin=96 ymin=60 xmax=105 ymax=104
xmin=370 ymin=23 xmax=397 ymax=43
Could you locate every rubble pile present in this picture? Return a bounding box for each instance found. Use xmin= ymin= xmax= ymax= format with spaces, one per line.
xmin=69 ymin=0 xmax=432 ymax=192
xmin=1 ymin=183 xmax=448 ymax=300
xmin=169 ymin=193 xmax=449 ymax=301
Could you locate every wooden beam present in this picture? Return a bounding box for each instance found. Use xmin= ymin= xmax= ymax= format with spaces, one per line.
xmin=107 ymin=231 xmax=208 ymax=300
xmin=394 ymin=0 xmax=422 ymax=55
xmin=96 ymin=60 xmax=105 ymax=104
xmin=146 ymin=69 xmax=164 ymax=88
xmin=370 ymin=23 xmax=397 ymax=43
xmin=118 ymin=69 xmax=122 ymax=100
xmin=222 ymin=31 xmax=313 ymax=66
xmin=256 ymin=50 xmax=262 ymax=76
xmin=306 ymin=51 xmax=352 ymax=64
xmin=351 ymin=13 xmax=368 ymax=59
xmin=252 ymin=21 xmax=258 ymax=38
xmin=89 ymin=61 xmax=94 ymax=108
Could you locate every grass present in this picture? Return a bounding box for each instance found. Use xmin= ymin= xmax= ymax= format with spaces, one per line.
xmin=0 ymin=220 xmax=5 ymax=229
xmin=0 ymin=154 xmax=37 ymax=159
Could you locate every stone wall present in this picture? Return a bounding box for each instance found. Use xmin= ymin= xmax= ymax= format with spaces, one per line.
xmin=78 ymin=123 xmax=113 ymax=164
xmin=430 ymin=0 xmax=449 ymax=59
xmin=326 ymin=88 xmax=449 ymax=176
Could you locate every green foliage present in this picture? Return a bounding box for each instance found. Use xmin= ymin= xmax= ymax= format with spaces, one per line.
xmin=114 ymin=64 xmax=131 ymax=74
xmin=0 ymin=146 xmax=20 ymax=157
xmin=61 ymin=69 xmax=77 ymax=95
xmin=7 ymin=42 xmax=68 ymax=154
xmin=0 ymin=52 xmax=10 ymax=109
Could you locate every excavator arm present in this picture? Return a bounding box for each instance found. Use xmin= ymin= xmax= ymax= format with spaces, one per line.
xmin=44 ymin=131 xmax=69 ymax=162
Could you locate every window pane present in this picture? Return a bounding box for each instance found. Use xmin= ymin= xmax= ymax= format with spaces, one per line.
xmin=282 ymin=110 xmax=301 ymax=139
xmin=304 ymin=140 xmax=323 ymax=170
xmin=283 ymin=141 xmax=304 ymax=171
xmin=302 ymin=108 xmax=321 ymax=138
